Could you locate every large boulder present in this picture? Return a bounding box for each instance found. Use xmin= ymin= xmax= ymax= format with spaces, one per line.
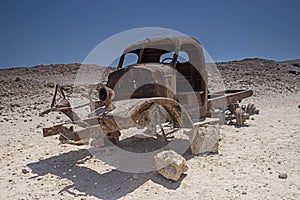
xmin=190 ymin=125 xmax=220 ymax=155
xmin=154 ymin=150 xmax=188 ymax=181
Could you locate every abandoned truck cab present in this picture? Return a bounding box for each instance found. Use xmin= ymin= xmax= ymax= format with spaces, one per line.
xmin=40 ymin=36 xmax=258 ymax=146
xmin=106 ymin=36 xmax=208 ymax=119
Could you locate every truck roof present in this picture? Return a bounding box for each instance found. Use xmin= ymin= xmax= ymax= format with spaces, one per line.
xmin=123 ymin=36 xmax=203 ymax=55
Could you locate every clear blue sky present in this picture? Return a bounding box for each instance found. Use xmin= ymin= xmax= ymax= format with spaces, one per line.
xmin=0 ymin=0 xmax=299 ymax=68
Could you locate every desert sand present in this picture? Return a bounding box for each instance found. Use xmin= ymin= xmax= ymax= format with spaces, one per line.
xmin=0 ymin=58 xmax=299 ymax=199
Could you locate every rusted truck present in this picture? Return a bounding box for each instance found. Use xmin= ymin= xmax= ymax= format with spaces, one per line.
xmin=40 ymin=36 xmax=258 ymax=150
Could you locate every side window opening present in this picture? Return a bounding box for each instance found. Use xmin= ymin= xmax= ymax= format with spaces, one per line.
xmin=160 ymin=51 xmax=189 ymax=64
xmin=123 ymin=53 xmax=138 ymax=67
xmin=160 ymin=52 xmax=174 ymax=63
xmin=177 ymin=51 xmax=189 ymax=63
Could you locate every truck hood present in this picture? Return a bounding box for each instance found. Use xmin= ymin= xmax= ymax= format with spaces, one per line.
xmin=107 ymin=63 xmax=176 ymax=88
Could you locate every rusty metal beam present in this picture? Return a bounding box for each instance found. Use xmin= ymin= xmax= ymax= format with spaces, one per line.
xmin=208 ymin=90 xmax=253 ymax=110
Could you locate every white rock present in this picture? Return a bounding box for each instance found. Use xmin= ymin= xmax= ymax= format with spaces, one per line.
xmin=154 ymin=150 xmax=188 ymax=181
xmin=190 ymin=125 xmax=220 ymax=155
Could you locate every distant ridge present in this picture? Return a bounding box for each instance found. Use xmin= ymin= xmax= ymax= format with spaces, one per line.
xmin=1 ymin=57 xmax=300 ymax=70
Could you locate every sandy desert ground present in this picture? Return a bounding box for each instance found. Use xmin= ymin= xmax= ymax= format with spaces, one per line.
xmin=0 ymin=58 xmax=299 ymax=199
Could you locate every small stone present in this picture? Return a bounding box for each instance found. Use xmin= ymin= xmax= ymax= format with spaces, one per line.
xmin=46 ymin=82 xmax=55 ymax=88
xmin=278 ymin=173 xmax=287 ymax=179
xmin=15 ymin=77 xmax=21 ymax=82
xmin=10 ymin=103 xmax=20 ymax=107
xmin=133 ymin=174 xmax=139 ymax=180
xmin=21 ymin=168 xmax=30 ymax=174
xmin=105 ymin=149 xmax=112 ymax=156
xmin=29 ymin=105 xmax=37 ymax=110
xmin=242 ymin=191 xmax=247 ymax=195
xmin=288 ymin=70 xmax=299 ymax=75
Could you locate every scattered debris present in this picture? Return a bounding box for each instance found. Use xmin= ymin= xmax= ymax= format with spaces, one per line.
xmin=292 ymin=63 xmax=300 ymax=67
xmin=288 ymin=70 xmax=299 ymax=75
xmin=21 ymin=168 xmax=30 ymax=174
xmin=278 ymin=173 xmax=287 ymax=179
xmin=46 ymin=82 xmax=55 ymax=88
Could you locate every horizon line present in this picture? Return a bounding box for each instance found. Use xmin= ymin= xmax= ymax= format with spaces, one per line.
xmin=1 ymin=56 xmax=299 ymax=70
